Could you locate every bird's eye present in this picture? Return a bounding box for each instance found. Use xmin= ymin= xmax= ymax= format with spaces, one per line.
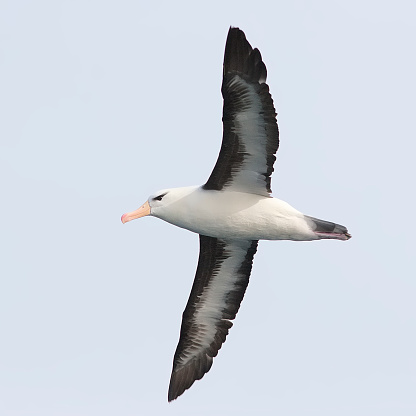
xmin=153 ymin=193 xmax=167 ymax=201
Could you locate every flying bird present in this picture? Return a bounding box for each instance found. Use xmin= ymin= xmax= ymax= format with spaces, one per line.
xmin=122 ymin=27 xmax=351 ymax=402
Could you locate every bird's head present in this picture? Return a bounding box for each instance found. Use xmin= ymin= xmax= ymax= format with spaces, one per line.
xmin=121 ymin=186 xmax=198 ymax=224
xmin=121 ymin=189 xmax=171 ymax=224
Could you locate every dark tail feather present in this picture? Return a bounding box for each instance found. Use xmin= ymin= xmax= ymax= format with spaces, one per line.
xmin=305 ymin=215 xmax=351 ymax=241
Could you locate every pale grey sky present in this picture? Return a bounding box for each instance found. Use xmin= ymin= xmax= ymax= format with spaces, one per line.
xmin=1 ymin=1 xmax=415 ymax=415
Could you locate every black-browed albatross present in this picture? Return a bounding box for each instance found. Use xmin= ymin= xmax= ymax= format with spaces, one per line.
xmin=122 ymin=27 xmax=351 ymax=402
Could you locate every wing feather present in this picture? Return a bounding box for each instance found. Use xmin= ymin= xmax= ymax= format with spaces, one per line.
xmin=203 ymin=27 xmax=279 ymax=196
xmin=168 ymin=235 xmax=258 ymax=401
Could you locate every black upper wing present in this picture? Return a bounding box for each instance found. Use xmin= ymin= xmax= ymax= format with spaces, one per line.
xmin=203 ymin=27 xmax=279 ymax=196
xmin=168 ymin=235 xmax=258 ymax=401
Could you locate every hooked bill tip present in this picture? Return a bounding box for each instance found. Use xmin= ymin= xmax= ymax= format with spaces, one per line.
xmin=121 ymin=201 xmax=151 ymax=224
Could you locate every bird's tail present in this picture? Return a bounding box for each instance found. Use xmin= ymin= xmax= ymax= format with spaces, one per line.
xmin=305 ymin=216 xmax=351 ymax=241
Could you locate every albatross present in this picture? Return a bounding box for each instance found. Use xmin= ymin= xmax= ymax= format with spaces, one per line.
xmin=121 ymin=27 xmax=351 ymax=402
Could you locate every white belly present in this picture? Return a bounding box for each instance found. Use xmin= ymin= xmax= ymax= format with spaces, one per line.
xmin=153 ymin=187 xmax=317 ymax=241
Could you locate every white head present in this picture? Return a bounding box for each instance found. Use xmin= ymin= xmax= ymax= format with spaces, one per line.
xmin=121 ymin=186 xmax=197 ymax=224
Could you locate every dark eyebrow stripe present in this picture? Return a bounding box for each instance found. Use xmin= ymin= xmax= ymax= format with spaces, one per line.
xmin=152 ymin=192 xmax=167 ymax=201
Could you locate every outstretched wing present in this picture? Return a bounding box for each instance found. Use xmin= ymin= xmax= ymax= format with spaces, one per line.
xmin=203 ymin=27 xmax=279 ymax=196
xmin=168 ymin=235 xmax=258 ymax=401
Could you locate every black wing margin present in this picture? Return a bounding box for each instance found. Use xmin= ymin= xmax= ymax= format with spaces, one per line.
xmin=168 ymin=235 xmax=258 ymax=401
xmin=203 ymin=27 xmax=279 ymax=196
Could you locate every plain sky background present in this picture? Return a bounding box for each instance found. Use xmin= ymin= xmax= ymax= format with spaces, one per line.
xmin=1 ymin=0 xmax=415 ymax=415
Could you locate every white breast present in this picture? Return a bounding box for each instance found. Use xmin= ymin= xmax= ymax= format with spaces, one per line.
xmin=152 ymin=187 xmax=317 ymax=241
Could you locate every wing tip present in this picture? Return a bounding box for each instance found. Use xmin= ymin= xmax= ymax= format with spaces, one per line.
xmin=223 ymin=27 xmax=267 ymax=84
xmin=168 ymin=354 xmax=214 ymax=402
